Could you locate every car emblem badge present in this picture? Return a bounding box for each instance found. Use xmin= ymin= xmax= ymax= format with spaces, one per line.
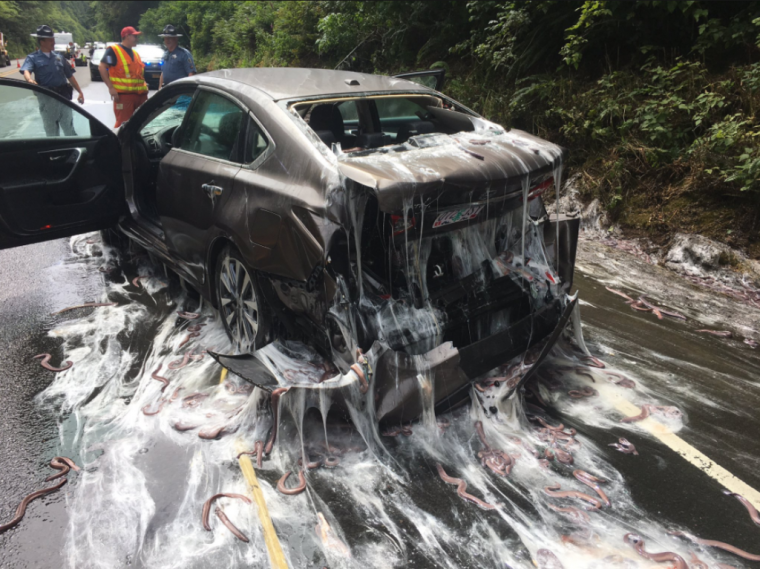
xmin=432 ymin=205 xmax=484 ymax=229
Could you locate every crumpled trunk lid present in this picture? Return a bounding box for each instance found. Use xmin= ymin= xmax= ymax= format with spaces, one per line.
xmin=337 ymin=129 xmax=565 ymax=213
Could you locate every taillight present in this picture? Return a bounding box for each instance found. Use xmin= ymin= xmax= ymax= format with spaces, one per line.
xmin=527 ymin=177 xmax=554 ymax=201
xmin=390 ymin=214 xmax=415 ymax=236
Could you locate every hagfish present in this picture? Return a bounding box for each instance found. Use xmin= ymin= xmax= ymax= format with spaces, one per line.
xmin=696 ymin=329 xmax=733 ymax=338
xmin=201 ymin=493 xmax=251 ymax=531
xmin=177 ymin=311 xmax=200 ymax=320
xmin=436 ymin=463 xmax=498 ymax=511
xmin=623 ymin=533 xmax=687 ymax=569
xmin=621 ymin=404 xmax=681 ymax=423
xmin=723 ymin=490 xmax=760 ymax=526
xmin=237 ymin=440 xmax=264 ymax=468
xmin=45 ymin=456 xmax=80 ymax=481
xmin=544 ymin=484 xmax=602 ymax=510
xmin=573 ymin=470 xmax=611 ymax=507
xmin=215 ymin=508 xmax=249 ymax=542
xmin=609 ymin=437 xmax=639 ymax=455
xmin=605 ymin=287 xmax=634 ymax=302
xmin=568 ymin=386 xmax=597 ymax=398
xmin=0 ymin=477 xmax=67 ymax=533
xmin=34 ymin=353 xmax=73 ymax=372
xmin=178 ymin=332 xmax=200 ymax=348
xmin=264 ymin=387 xmax=290 ymax=454
xmin=151 ymin=365 xmax=170 ymax=392
xmin=277 ymin=470 xmax=307 ymax=495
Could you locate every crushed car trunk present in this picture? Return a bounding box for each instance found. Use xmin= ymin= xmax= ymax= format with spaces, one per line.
xmin=329 ymin=128 xmax=578 ymax=425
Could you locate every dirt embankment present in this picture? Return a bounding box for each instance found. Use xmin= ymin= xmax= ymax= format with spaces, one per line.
xmin=548 ymin=173 xmax=760 ymax=308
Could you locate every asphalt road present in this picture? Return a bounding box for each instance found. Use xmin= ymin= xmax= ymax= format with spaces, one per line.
xmin=0 ymin=233 xmax=758 ymax=568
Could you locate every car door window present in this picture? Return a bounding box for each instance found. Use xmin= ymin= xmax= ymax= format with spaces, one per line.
xmin=0 ymin=83 xmax=91 ymax=139
xmin=179 ymin=91 xmax=245 ymax=162
xmin=140 ymin=93 xmax=194 ymax=137
xmin=244 ymin=117 xmax=269 ymax=164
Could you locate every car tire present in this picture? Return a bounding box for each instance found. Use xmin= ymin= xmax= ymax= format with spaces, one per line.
xmin=215 ymin=245 xmax=270 ymax=353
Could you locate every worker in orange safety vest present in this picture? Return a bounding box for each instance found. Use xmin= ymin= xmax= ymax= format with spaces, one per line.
xmin=98 ymin=26 xmax=148 ymax=128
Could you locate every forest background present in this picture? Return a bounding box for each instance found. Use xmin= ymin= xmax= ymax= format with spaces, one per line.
xmin=2 ymin=1 xmax=760 ymax=258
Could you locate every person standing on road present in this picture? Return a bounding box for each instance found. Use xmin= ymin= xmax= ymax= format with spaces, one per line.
xmin=98 ymin=26 xmax=148 ymax=128
xmin=157 ymin=25 xmax=195 ymax=89
xmin=20 ymin=25 xmax=85 ymax=137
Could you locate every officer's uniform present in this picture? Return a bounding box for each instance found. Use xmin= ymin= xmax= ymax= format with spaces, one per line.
xmin=158 ymin=25 xmax=196 ymax=86
xmin=161 ymin=46 xmax=196 ymax=85
xmin=20 ymin=27 xmax=77 ymax=137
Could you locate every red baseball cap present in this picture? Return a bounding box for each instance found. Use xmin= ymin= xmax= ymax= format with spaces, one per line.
xmin=120 ymin=26 xmax=142 ymax=39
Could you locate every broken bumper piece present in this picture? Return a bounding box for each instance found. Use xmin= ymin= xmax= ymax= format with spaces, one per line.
xmin=374 ymin=296 xmax=577 ymax=425
xmin=210 ymin=296 xmax=576 ymax=426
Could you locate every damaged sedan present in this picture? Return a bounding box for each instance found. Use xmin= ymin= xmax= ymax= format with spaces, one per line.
xmin=0 ymin=68 xmax=579 ymax=428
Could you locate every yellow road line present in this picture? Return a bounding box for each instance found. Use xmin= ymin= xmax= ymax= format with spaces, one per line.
xmin=236 ymin=440 xmax=289 ymax=569
xmin=612 ymin=395 xmax=760 ymax=510
xmin=0 ymin=67 xmax=19 ymax=78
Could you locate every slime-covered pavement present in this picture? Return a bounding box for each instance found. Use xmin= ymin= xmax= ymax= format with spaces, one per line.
xmin=0 ymin=232 xmax=759 ymax=569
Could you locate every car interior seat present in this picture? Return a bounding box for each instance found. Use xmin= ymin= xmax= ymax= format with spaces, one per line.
xmin=395 ymin=120 xmax=437 ymax=144
xmin=309 ymin=104 xmax=346 ymax=147
xmin=218 ymin=112 xmax=243 ymax=161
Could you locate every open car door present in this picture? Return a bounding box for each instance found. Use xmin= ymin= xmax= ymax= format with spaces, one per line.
xmin=393 ymin=69 xmax=446 ymax=91
xmin=0 ymin=78 xmax=124 ymax=250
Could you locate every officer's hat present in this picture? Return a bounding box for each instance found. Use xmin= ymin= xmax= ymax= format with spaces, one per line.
xmin=158 ymin=25 xmax=183 ymax=38
xmin=30 ymin=25 xmax=55 ymax=38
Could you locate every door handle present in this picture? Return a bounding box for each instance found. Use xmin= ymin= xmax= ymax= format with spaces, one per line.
xmin=201 ymin=183 xmax=223 ymax=199
xmin=38 ymin=147 xmax=86 ymax=183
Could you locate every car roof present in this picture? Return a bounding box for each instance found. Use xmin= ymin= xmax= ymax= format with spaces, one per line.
xmin=201 ymin=67 xmax=434 ymax=101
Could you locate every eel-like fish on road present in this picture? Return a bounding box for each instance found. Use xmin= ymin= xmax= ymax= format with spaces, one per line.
xmin=609 ymin=437 xmax=639 ymax=455
xmin=34 ymin=353 xmax=73 ymax=372
xmin=277 ymin=470 xmax=307 ymax=495
xmin=624 ymin=533 xmax=687 ymax=568
xmin=669 ymin=530 xmax=760 ymax=562
xmin=215 ymin=508 xmax=249 ymax=542
xmin=544 ymin=484 xmax=602 ymax=510
xmin=151 ymin=365 xmax=170 ymax=392
xmin=573 ymin=470 xmax=611 ymax=507
xmin=264 ymin=387 xmax=290 ymax=454
xmin=0 ymin=477 xmax=67 ymax=533
xmin=237 ymin=440 xmax=265 ymax=468
xmin=723 ymin=490 xmax=760 ymax=526
xmin=45 ymin=456 xmax=80 ymax=481
xmin=696 ymin=329 xmax=733 ymax=338
xmin=436 ymin=463 xmax=498 ymax=510
xmin=201 ymin=493 xmax=251 ymax=531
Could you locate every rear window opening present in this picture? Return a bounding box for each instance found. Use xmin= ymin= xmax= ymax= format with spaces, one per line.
xmin=292 ymin=95 xmax=476 ymax=152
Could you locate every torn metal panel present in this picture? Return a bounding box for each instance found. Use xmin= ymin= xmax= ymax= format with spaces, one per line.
xmin=337 ymin=130 xmax=566 ymax=213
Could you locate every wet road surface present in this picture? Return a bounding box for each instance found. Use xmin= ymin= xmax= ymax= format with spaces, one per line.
xmin=0 ymin=233 xmax=759 ymax=568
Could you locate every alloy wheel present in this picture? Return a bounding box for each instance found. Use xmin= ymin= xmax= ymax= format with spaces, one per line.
xmin=218 ymin=255 xmax=259 ymax=352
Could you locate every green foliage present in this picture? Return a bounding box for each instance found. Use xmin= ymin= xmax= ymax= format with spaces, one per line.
xmin=0 ymin=1 xmax=110 ymax=57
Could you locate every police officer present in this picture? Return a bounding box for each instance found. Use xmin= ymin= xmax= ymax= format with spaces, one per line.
xmin=157 ymin=25 xmax=195 ymax=89
xmin=20 ymin=25 xmax=85 ymax=137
